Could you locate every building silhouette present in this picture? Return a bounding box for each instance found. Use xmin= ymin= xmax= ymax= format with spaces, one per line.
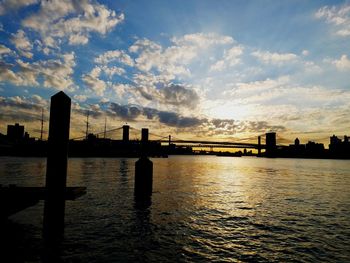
xmin=7 ymin=123 xmax=24 ymax=141
xmin=329 ymin=135 xmax=350 ymax=158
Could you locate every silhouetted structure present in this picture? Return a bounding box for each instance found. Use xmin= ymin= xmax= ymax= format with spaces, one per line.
xmin=43 ymin=91 xmax=71 ymax=243
xmin=329 ymin=135 xmax=350 ymax=158
xmin=7 ymin=123 xmax=24 ymax=141
xmin=134 ymin=127 xmax=153 ymax=201
xmin=0 ymin=91 xmax=86 ymax=243
xmin=141 ymin=128 xmax=149 ymax=143
xmin=123 ymin=125 xmax=129 ymax=142
xmin=134 ymin=157 xmax=153 ymax=197
xmin=265 ymin=132 xmax=277 ymax=157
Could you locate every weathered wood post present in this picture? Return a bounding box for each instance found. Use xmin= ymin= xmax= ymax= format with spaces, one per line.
xmin=134 ymin=128 xmax=153 ymax=199
xmin=43 ymin=91 xmax=71 ymax=242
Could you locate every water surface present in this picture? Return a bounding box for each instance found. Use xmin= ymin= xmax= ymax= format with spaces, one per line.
xmin=1 ymin=156 xmax=349 ymax=262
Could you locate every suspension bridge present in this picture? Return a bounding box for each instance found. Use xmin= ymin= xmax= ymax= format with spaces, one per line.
xmin=71 ymin=124 xmax=289 ymax=153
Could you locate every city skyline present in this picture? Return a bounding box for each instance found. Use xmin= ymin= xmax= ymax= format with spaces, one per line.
xmin=1 ymin=0 xmax=350 ymax=144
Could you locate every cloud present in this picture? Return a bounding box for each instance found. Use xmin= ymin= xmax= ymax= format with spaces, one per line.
xmin=68 ymin=33 xmax=89 ymax=45
xmin=0 ymin=94 xmax=49 ymax=128
xmin=129 ymin=38 xmax=162 ymax=53
xmin=10 ymin=29 xmax=33 ymax=58
xmin=73 ymin=94 xmax=88 ymax=102
xmin=0 ymin=52 xmax=76 ymax=90
xmin=21 ymin=0 xmax=124 ymax=48
xmin=203 ymin=119 xmax=286 ymax=136
xmin=302 ymin=50 xmax=309 ymax=56
xmin=102 ymin=66 xmax=126 ymax=78
xmin=160 ymin=84 xmax=199 ymax=109
xmin=0 ymin=44 xmax=12 ymax=57
xmin=0 ymin=95 xmax=44 ymax=110
xmin=112 ymin=83 xmax=133 ymax=99
xmin=251 ymin=50 xmax=298 ymax=64
xmin=332 ymin=54 xmax=350 ymax=71
xmin=315 ymin=4 xmax=350 ymax=37
xmin=0 ymin=61 xmax=37 ymax=86
xmin=95 ymin=50 xmax=134 ymax=66
xmin=158 ymin=111 xmax=203 ymax=127
xmin=109 ymin=103 xmax=141 ymax=120
xmin=37 ymin=52 xmax=76 ymax=90
xmin=107 ymin=102 xmax=203 ymax=127
xmin=226 ymin=75 xmax=350 ymax=106
xmin=171 ymin=33 xmax=234 ymax=48
xmin=0 ymin=0 xmax=38 ymax=15
xmin=130 ymin=33 xmax=235 ymax=78
xmin=210 ymin=45 xmax=244 ymax=71
xmin=82 ymin=66 xmax=107 ymax=96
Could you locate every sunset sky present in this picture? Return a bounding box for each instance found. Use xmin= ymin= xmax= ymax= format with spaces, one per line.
xmin=0 ymin=0 xmax=349 ymax=145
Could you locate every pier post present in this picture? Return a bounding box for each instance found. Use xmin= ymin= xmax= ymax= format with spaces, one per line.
xmin=43 ymin=91 xmax=71 ymax=242
xmin=134 ymin=156 xmax=153 ymax=197
xmin=258 ymin=136 xmax=261 ymax=156
xmin=134 ymin=129 xmax=153 ymax=199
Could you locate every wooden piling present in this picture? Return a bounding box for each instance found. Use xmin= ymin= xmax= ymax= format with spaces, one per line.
xmin=134 ymin=156 xmax=153 ymax=198
xmin=43 ymin=91 xmax=71 ymax=242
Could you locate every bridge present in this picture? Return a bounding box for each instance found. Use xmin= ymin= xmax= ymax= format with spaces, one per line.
xmin=71 ymin=124 xmax=289 ymax=154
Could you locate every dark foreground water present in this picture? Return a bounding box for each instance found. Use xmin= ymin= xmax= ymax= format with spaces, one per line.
xmin=1 ymin=156 xmax=350 ymax=262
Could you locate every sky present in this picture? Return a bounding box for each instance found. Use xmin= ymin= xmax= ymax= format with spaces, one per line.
xmin=0 ymin=0 xmax=350 ymax=145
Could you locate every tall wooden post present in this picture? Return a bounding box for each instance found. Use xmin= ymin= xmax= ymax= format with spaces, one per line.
xmin=258 ymin=136 xmax=261 ymax=156
xmin=134 ymin=156 xmax=153 ymax=197
xmin=134 ymin=128 xmax=153 ymax=200
xmin=43 ymin=91 xmax=71 ymax=242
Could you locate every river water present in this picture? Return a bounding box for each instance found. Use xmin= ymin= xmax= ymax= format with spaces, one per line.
xmin=1 ymin=156 xmax=350 ymax=262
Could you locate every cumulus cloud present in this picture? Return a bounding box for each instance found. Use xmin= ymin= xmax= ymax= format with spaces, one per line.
xmin=160 ymin=84 xmax=199 ymax=109
xmin=95 ymin=50 xmax=134 ymax=66
xmin=210 ymin=45 xmax=244 ymax=71
xmin=21 ymin=0 xmax=124 ymax=48
xmin=73 ymin=94 xmax=88 ymax=102
xmin=315 ymin=4 xmax=350 ymax=37
xmin=251 ymin=50 xmax=298 ymax=64
xmin=10 ymin=29 xmax=33 ymax=58
xmin=332 ymin=54 xmax=350 ymax=71
xmin=0 ymin=52 xmax=76 ymax=90
xmin=0 ymin=94 xmax=48 ymax=129
xmin=102 ymin=66 xmax=126 ymax=78
xmin=130 ymin=33 xmax=235 ymax=78
xmin=0 ymin=61 xmax=38 ymax=86
xmin=82 ymin=66 xmax=107 ymax=96
xmin=68 ymin=33 xmax=89 ymax=45
xmin=202 ymin=119 xmax=286 ymax=136
xmin=0 ymin=0 xmax=38 ymax=15
xmin=37 ymin=52 xmax=76 ymax=90
xmin=0 ymin=44 xmax=12 ymax=57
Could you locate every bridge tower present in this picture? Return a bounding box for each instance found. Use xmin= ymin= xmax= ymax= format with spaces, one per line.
xmin=141 ymin=128 xmax=149 ymax=142
xmin=123 ymin=125 xmax=129 ymax=142
xmin=265 ymin=132 xmax=277 ymax=157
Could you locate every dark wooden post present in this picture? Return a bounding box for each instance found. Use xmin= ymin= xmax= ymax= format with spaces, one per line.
xmin=43 ymin=91 xmax=71 ymax=242
xmin=134 ymin=128 xmax=153 ymax=199
xmin=258 ymin=136 xmax=261 ymax=156
xmin=134 ymin=157 xmax=153 ymax=197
